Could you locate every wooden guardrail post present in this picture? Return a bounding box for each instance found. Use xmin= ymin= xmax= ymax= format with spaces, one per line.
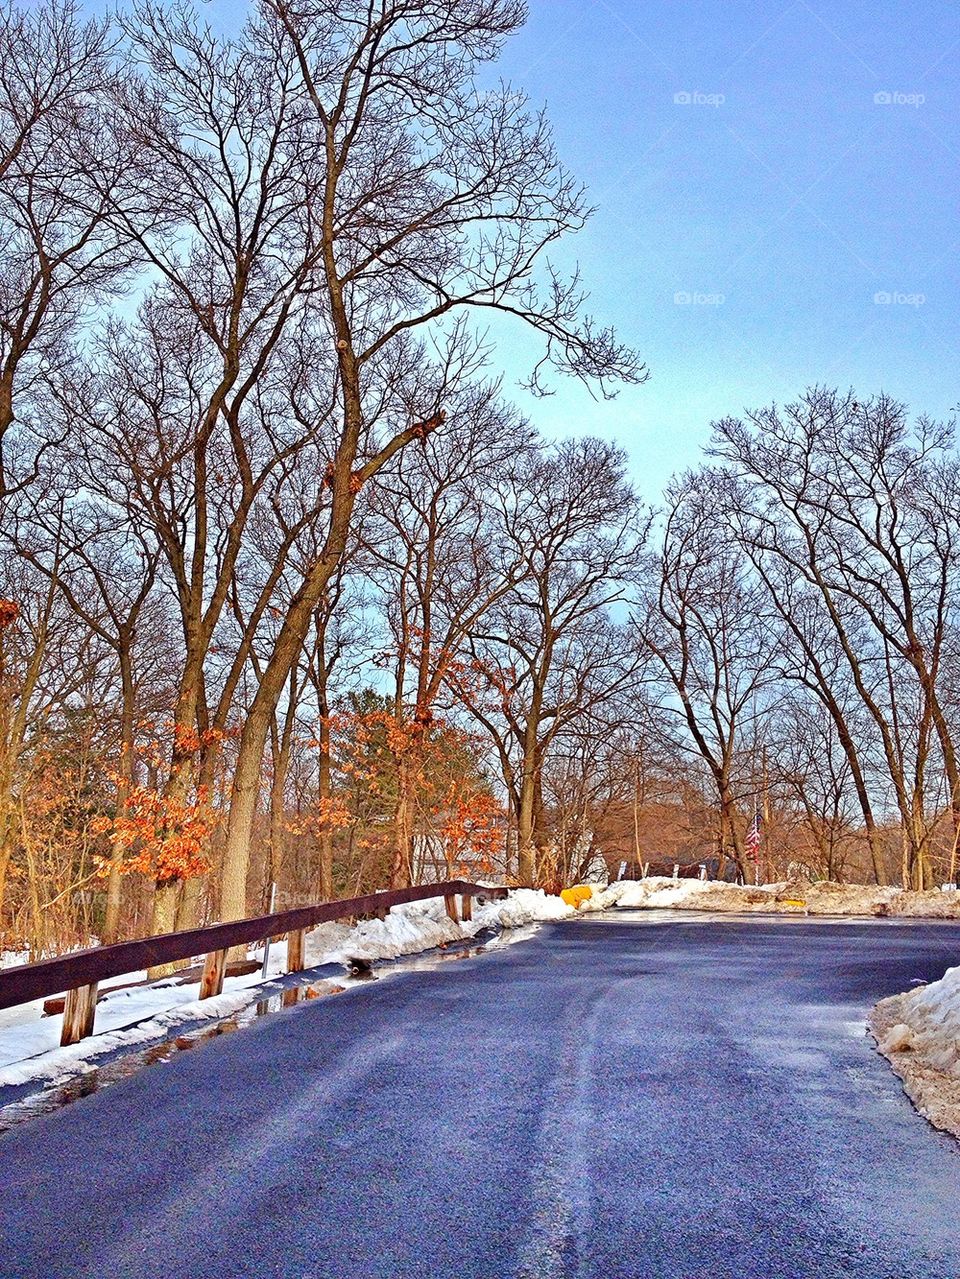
xmin=199 ymin=949 xmax=227 ymax=999
xmin=61 ymin=983 xmax=98 ymax=1046
xmin=461 ymin=893 xmax=472 ymax=922
xmin=444 ymin=893 xmax=459 ymax=922
xmin=287 ymin=929 xmax=306 ymax=973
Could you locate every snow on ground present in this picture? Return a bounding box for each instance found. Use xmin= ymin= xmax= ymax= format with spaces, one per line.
xmin=297 ymin=888 xmax=571 ymax=967
xmin=0 ymin=888 xmax=573 ymax=1088
xmin=0 ymin=985 xmax=261 ymax=1088
xmin=870 ymin=966 xmax=960 ymax=1139
xmin=485 ymin=887 xmax=575 ymax=927
xmin=4 ymin=875 xmax=959 ymax=1099
xmin=581 ymin=876 xmax=960 ymax=918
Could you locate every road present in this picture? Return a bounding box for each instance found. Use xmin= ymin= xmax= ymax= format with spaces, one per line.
xmin=2 ymin=914 xmax=960 ymax=1279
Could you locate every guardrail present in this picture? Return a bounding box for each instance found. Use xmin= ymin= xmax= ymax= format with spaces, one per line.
xmin=0 ymin=880 xmax=508 ymax=1047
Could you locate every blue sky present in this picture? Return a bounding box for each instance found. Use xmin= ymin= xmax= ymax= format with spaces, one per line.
xmin=118 ymin=0 xmax=959 ymax=501
xmin=486 ymin=0 xmax=960 ymax=498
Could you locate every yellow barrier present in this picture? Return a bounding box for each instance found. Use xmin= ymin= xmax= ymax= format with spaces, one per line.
xmin=560 ymin=885 xmax=593 ymax=909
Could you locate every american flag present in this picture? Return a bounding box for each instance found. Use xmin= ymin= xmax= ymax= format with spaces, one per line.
xmin=745 ymin=807 xmax=763 ymax=859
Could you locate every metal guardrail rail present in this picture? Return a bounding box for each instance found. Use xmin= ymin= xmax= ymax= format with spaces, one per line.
xmin=0 ymin=880 xmax=507 ymax=1046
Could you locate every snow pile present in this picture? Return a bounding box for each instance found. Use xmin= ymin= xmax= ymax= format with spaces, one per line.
xmin=0 ymin=927 xmax=343 ymax=1075
xmin=904 ymin=968 xmax=960 ymax=1076
xmin=318 ymin=901 xmax=470 ymax=965
xmin=778 ymin=880 xmax=960 ymax=917
xmin=0 ymin=985 xmax=261 ymax=1088
xmin=581 ymin=877 xmax=773 ymax=913
xmin=877 ymin=966 xmax=960 ymax=1074
xmin=0 ymin=887 xmax=576 ymax=1088
xmin=870 ymin=965 xmax=960 ymax=1138
xmin=885 ymin=890 xmax=960 ymax=919
xmin=585 ymin=877 xmax=720 ymax=910
xmin=575 ymin=876 xmax=960 ymax=918
xmin=486 ymin=887 xmax=575 ymax=927
xmin=304 ymin=888 xmax=575 ymax=965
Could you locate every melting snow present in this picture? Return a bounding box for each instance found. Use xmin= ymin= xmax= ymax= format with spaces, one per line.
xmin=0 ymin=887 xmax=574 ymax=1088
xmin=5 ymin=876 xmax=960 ymax=1099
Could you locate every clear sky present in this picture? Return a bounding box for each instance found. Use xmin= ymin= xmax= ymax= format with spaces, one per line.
xmin=121 ymin=0 xmax=959 ymax=501
xmin=485 ymin=0 xmax=960 ymax=499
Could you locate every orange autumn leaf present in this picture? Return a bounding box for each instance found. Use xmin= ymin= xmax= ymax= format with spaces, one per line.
xmin=95 ymin=785 xmax=212 ymax=884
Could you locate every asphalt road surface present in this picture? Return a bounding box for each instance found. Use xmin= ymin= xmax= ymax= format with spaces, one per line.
xmin=3 ymin=914 xmax=960 ymax=1279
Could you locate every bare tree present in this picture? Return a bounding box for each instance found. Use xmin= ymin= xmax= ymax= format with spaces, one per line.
xmin=216 ymin=0 xmax=647 ymax=921
xmin=771 ymin=694 xmax=868 ymax=883
xmin=72 ymin=3 xmax=339 ymax=941
xmin=721 ymin=498 xmax=888 ymax=885
xmin=462 ymin=437 xmax=644 ymax=882
xmin=634 ymin=470 xmax=779 ymax=881
xmin=365 ymin=378 xmax=533 ymax=887
xmin=714 ymin=389 xmax=960 ymax=888
xmin=0 ymin=0 xmax=134 ymax=501
xmin=11 ymin=477 xmax=162 ymax=940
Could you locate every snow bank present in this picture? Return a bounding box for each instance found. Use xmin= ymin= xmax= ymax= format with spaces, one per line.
xmin=482 ymin=887 xmax=575 ymax=928
xmin=0 ymin=986 xmax=258 ymax=1088
xmin=870 ymin=965 xmax=960 ymax=1138
xmin=576 ymin=876 xmax=960 ymax=918
xmin=581 ymin=876 xmax=772 ymax=913
xmin=906 ymin=968 xmax=960 ymax=1076
xmin=301 ymin=888 xmax=575 ymax=965
xmin=318 ymin=902 xmax=469 ymax=965
xmin=0 ymin=945 xmax=299 ymax=1081
xmin=583 ymin=877 xmax=723 ymax=910
xmin=0 ymin=887 xmax=574 ymax=1088
xmin=5 ymin=874 xmax=958 ymax=1100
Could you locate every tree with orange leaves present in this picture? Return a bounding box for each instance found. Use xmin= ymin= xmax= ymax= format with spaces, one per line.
xmin=90 ymin=725 xmax=220 ymax=971
xmin=93 ymin=784 xmax=211 ymax=886
xmin=310 ymin=690 xmax=502 ymax=892
xmin=437 ymin=786 xmax=502 ymax=881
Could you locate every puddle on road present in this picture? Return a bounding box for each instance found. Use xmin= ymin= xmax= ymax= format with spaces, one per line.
xmin=0 ymin=938 xmax=492 ymax=1135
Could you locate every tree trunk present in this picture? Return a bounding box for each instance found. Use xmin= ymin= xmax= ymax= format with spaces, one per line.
xmin=516 ymin=770 xmax=537 ymax=884
xmin=147 ymin=879 xmax=181 ymax=978
xmin=266 ymin=717 xmax=291 ymax=899
xmin=176 ymin=719 xmax=227 ymax=935
xmin=221 ymin=692 xmax=288 ymax=925
xmin=719 ymin=791 xmax=745 ymax=883
xmin=317 ymin=707 xmax=333 ymax=899
xmin=390 ymin=755 xmax=415 ymax=890
xmin=102 ymin=651 xmax=136 ymax=944
xmin=217 ymin=271 xmax=441 ymax=920
xmin=176 ymin=875 xmax=202 ymax=933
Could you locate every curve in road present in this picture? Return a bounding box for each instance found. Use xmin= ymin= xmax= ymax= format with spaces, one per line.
xmin=2 ymin=914 xmax=959 ymax=1279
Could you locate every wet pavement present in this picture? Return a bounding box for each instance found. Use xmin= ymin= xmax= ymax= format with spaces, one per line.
xmin=1 ymin=914 xmax=959 ymax=1278
xmin=0 ymin=937 xmax=495 ymax=1133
